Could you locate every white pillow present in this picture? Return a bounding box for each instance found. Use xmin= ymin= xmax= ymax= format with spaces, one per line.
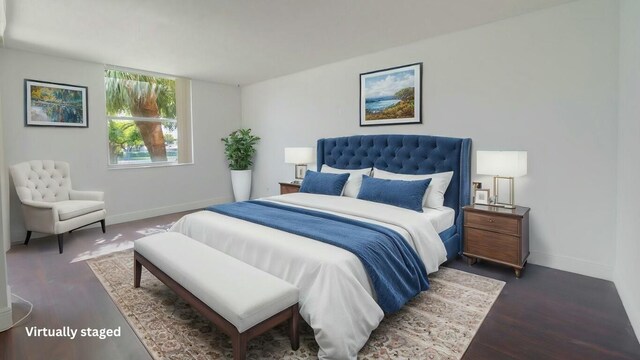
xmin=372 ymin=168 xmax=454 ymax=209
xmin=321 ymin=165 xmax=372 ymax=198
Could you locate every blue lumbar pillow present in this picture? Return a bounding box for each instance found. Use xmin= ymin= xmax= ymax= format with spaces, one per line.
xmin=357 ymin=175 xmax=431 ymax=212
xmin=299 ymin=170 xmax=350 ymax=196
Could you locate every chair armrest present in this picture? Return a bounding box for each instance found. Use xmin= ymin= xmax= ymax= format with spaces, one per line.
xmin=70 ymin=190 xmax=105 ymax=201
xmin=20 ymin=200 xmax=59 ymax=234
xmin=22 ymin=200 xmax=56 ymax=209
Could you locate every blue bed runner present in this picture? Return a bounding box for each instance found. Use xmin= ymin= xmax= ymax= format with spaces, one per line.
xmin=206 ymin=200 xmax=429 ymax=313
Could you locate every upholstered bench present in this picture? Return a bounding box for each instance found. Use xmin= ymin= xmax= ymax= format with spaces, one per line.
xmin=133 ymin=232 xmax=300 ymax=360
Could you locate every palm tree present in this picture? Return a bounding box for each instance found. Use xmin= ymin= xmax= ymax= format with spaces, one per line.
xmin=105 ymin=70 xmax=176 ymax=162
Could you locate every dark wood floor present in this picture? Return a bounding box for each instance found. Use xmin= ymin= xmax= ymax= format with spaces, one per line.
xmin=1 ymin=212 xmax=639 ymax=360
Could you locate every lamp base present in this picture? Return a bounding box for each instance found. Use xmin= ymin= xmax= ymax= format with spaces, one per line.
xmin=487 ymin=202 xmax=516 ymax=209
xmin=493 ymin=176 xmax=516 ymax=208
xmin=294 ymin=164 xmax=308 ymax=181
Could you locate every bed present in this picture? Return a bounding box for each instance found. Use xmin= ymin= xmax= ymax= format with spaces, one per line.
xmin=170 ymin=134 xmax=471 ymax=359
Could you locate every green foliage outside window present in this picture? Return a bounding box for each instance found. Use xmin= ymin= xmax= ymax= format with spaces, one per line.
xmin=105 ymin=69 xmax=178 ymax=164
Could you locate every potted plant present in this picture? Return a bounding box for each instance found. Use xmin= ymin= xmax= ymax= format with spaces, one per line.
xmin=221 ymin=128 xmax=261 ymax=201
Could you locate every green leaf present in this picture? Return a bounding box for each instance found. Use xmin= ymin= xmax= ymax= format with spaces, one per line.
xmin=221 ymin=128 xmax=260 ymax=170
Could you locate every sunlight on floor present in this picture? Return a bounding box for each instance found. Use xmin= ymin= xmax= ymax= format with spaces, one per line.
xmin=70 ymin=223 xmax=175 ymax=263
xmin=136 ymin=224 xmax=174 ymax=236
xmin=71 ymin=239 xmax=134 ymax=263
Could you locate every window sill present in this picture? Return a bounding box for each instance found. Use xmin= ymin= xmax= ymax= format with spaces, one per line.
xmin=107 ymin=162 xmax=194 ymax=170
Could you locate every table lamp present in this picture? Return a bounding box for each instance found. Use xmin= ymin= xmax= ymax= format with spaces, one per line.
xmin=285 ymin=147 xmax=314 ymax=184
xmin=477 ymin=151 xmax=527 ymax=208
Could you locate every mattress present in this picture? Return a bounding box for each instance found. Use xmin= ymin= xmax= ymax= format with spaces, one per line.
xmin=422 ymin=206 xmax=455 ymax=233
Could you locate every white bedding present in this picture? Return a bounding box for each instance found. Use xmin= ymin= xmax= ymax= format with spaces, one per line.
xmin=422 ymin=206 xmax=455 ymax=233
xmin=170 ymin=193 xmax=447 ymax=360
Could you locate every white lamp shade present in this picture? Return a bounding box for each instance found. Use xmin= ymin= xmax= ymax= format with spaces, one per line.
xmin=285 ymin=147 xmax=314 ymax=164
xmin=477 ymin=151 xmax=527 ymax=177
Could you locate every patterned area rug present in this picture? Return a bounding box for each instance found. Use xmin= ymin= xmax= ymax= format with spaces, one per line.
xmin=88 ymin=249 xmax=504 ymax=359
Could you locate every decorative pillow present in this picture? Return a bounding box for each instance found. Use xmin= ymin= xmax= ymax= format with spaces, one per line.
xmin=299 ymin=170 xmax=350 ymax=196
xmin=320 ymin=165 xmax=372 ymax=198
xmin=373 ymin=169 xmax=454 ymax=209
xmin=356 ymin=175 xmax=431 ymax=212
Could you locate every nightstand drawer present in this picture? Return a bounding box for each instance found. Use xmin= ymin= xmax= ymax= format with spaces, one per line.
xmin=279 ymin=183 xmax=300 ymax=195
xmin=465 ymin=211 xmax=520 ymax=236
xmin=464 ymin=227 xmax=519 ymax=264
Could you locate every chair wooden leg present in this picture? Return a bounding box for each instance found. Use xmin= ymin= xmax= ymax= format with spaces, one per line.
xmin=58 ymin=234 xmax=64 ymax=254
xmin=134 ymin=259 xmax=142 ymax=288
xmin=24 ymin=231 xmax=32 ymax=246
xmin=100 ymin=219 xmax=106 ymax=233
xmin=289 ymin=303 xmax=300 ymax=350
xmin=232 ymin=332 xmax=248 ymax=360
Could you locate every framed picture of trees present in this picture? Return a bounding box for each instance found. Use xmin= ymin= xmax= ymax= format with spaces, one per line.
xmin=359 ymin=63 xmax=422 ymax=126
xmin=25 ymin=80 xmax=88 ymax=127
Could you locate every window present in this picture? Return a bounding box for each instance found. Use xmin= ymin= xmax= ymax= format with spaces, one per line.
xmin=105 ymin=68 xmax=192 ymax=167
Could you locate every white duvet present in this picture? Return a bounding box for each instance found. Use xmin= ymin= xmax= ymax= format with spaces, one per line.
xmin=170 ymin=193 xmax=447 ymax=360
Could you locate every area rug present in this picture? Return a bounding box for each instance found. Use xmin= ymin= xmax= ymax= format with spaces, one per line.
xmin=88 ymin=249 xmax=504 ymax=359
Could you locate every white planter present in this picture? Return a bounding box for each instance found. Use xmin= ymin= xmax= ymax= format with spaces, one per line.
xmin=230 ymin=169 xmax=252 ymax=202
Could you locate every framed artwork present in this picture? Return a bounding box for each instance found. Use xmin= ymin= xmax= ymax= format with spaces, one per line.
xmin=472 ymin=182 xmax=482 ymax=191
xmin=359 ymin=62 xmax=422 ymax=127
xmin=474 ymin=189 xmax=491 ymax=205
xmin=25 ymin=79 xmax=88 ymax=128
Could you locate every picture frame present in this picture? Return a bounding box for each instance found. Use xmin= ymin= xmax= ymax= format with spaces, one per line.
xmin=25 ymin=79 xmax=88 ymax=128
xmin=359 ymin=62 xmax=422 ymax=127
xmin=474 ymin=189 xmax=491 ymax=205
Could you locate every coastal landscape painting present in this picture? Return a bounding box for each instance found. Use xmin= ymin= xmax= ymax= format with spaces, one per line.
xmin=25 ymin=80 xmax=88 ymax=127
xmin=360 ymin=63 xmax=422 ymax=126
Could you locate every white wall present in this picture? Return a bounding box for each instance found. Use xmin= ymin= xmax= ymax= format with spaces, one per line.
xmin=0 ymin=93 xmax=13 ymax=331
xmin=242 ymin=0 xmax=620 ymax=280
xmin=0 ymin=48 xmax=241 ymax=244
xmin=615 ymin=0 xmax=640 ymax=343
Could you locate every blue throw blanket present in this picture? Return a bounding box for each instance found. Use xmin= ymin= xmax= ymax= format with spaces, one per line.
xmin=206 ymin=200 xmax=429 ymax=313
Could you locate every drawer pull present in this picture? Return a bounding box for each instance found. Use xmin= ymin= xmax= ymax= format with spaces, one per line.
xmin=488 ymin=218 xmax=495 ymax=223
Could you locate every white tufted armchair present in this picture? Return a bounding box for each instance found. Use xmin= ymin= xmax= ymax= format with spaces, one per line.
xmin=9 ymin=160 xmax=106 ymax=253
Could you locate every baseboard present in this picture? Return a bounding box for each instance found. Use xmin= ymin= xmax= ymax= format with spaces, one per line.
xmin=615 ymin=276 xmax=640 ymax=344
xmin=528 ymin=250 xmax=614 ymax=280
xmin=10 ymin=196 xmax=233 ymax=245
xmin=105 ymin=196 xmax=232 ymax=225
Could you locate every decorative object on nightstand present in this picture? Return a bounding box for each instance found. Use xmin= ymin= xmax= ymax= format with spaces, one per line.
xmin=279 ymin=182 xmax=301 ymax=195
xmin=463 ymin=204 xmax=530 ymax=277
xmin=474 ymin=189 xmax=490 ymax=205
xmin=284 ymin=147 xmax=314 ymax=184
xmin=476 ymin=151 xmax=527 ymax=209
xmin=472 ymin=181 xmax=482 ymax=193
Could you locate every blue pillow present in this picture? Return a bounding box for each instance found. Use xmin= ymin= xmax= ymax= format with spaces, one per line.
xmin=299 ymin=170 xmax=350 ymax=196
xmin=357 ymin=175 xmax=431 ymax=212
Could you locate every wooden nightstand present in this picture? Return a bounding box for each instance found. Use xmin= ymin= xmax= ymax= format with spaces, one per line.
xmin=279 ymin=182 xmax=301 ymax=195
xmin=463 ymin=204 xmax=530 ymax=278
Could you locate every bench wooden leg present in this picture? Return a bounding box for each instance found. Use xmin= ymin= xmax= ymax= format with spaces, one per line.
xmin=134 ymin=258 xmax=142 ymax=288
xmin=232 ymin=332 xmax=248 ymax=360
xmin=289 ymin=303 xmax=299 ymax=350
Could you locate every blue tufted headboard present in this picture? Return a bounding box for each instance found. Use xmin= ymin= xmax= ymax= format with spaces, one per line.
xmin=317 ymin=134 xmax=472 ymax=260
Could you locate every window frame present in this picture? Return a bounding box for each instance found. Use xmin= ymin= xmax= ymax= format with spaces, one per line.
xmin=104 ymin=66 xmax=192 ymax=169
